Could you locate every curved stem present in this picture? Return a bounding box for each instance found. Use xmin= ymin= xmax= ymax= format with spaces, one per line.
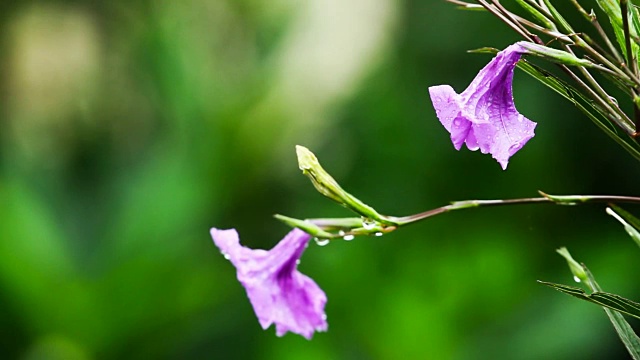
xmin=293 ymin=192 xmax=640 ymax=240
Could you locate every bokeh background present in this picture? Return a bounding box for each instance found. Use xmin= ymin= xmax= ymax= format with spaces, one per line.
xmin=1 ymin=0 xmax=640 ymax=359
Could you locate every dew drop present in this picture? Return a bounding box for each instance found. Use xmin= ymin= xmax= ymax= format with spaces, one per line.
xmin=296 ymin=259 xmax=301 ymax=265
xmin=314 ymin=238 xmax=330 ymax=246
xmin=362 ymin=218 xmax=376 ymax=230
xmin=573 ymin=275 xmax=581 ymax=283
xmin=374 ymin=232 xmax=383 ymax=237
xmin=338 ymin=230 xmax=346 ymax=236
xmin=343 ymin=234 xmax=355 ymax=241
xmin=322 ymin=314 xmax=327 ymax=321
xmin=221 ymin=252 xmax=230 ymax=260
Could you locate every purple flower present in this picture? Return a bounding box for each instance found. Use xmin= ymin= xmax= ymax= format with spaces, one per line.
xmin=210 ymin=227 xmax=328 ymax=339
xmin=429 ymin=42 xmax=537 ymax=169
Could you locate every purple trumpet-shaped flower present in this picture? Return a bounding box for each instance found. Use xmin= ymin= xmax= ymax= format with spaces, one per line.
xmin=211 ymin=227 xmax=328 ymax=339
xmin=429 ymin=42 xmax=537 ymax=169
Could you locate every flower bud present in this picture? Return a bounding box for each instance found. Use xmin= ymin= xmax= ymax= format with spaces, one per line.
xmin=556 ymin=247 xmax=588 ymax=284
xmin=296 ymin=145 xmax=393 ymax=225
xmin=517 ymin=42 xmax=604 ymax=69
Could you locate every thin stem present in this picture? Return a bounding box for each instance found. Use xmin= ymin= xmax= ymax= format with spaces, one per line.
xmin=295 ymin=193 xmax=640 ymax=239
xmin=446 ymin=0 xmax=482 ymax=8
xmin=569 ymin=0 xmax=590 ymax=20
xmin=521 ymin=0 xmax=554 ymax=20
xmin=574 ymin=38 xmax=640 ymax=87
xmin=570 ymin=0 xmax=624 ymax=63
xmin=556 ymin=61 xmax=635 ymax=134
xmin=541 ymin=1 xmax=638 ymax=87
xmin=308 ymin=217 xmax=363 ymax=229
xmin=494 ymin=0 xmax=538 ymax=39
xmin=477 ymin=0 xmax=535 ymax=41
xmin=518 ymin=0 xmax=640 ymax=86
xmin=390 ymin=193 xmax=640 ymax=226
xmin=474 ymin=0 xmax=637 ymax=133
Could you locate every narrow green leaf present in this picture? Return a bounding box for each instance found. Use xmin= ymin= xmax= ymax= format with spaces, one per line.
xmin=538 ymin=281 xmax=640 ymax=320
xmin=632 ymin=6 xmax=640 ymax=48
xmin=538 ymin=281 xmax=592 ymax=300
xmin=541 ymin=247 xmax=640 ymax=360
xmin=515 ymin=59 xmax=640 ymax=162
xmin=609 ymin=204 xmax=640 ymax=229
xmin=542 ymin=0 xmax=576 ymax=34
xmin=585 ymin=267 xmax=640 ymax=359
xmin=606 ymin=206 xmax=640 ymax=247
xmin=539 ymin=280 xmax=640 ymax=359
xmin=273 ymin=214 xmax=337 ymax=239
xmin=591 ymin=292 xmax=640 ymax=316
xmin=514 ymin=0 xmax=555 ymax=29
xmin=596 ymin=0 xmax=640 ymax=62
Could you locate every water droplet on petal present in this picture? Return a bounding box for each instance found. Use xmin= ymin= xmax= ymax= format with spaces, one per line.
xmin=296 ymin=259 xmax=301 ymax=265
xmin=322 ymin=314 xmax=327 ymax=321
xmin=314 ymin=238 xmax=330 ymax=246
xmin=573 ymin=275 xmax=581 ymax=283
xmin=343 ymin=234 xmax=355 ymax=241
xmin=338 ymin=230 xmax=346 ymax=236
xmin=221 ymin=252 xmax=230 ymax=260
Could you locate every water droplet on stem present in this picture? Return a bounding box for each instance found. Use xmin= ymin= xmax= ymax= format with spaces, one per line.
xmin=362 ymin=218 xmax=376 ymax=230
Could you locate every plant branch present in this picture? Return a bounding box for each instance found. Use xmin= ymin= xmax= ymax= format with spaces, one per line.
xmin=291 ymin=192 xmax=640 ymax=239
xmin=389 ymin=192 xmax=640 ymax=226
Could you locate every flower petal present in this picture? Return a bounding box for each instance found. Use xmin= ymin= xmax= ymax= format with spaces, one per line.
xmin=429 ymin=42 xmax=537 ymax=169
xmin=211 ymin=228 xmax=328 ymax=339
xmin=429 ymin=85 xmax=472 ymax=151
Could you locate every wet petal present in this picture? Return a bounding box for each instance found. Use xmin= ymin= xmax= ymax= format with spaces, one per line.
xmin=429 ymin=42 xmax=537 ymax=169
xmin=211 ymin=228 xmax=328 ymax=339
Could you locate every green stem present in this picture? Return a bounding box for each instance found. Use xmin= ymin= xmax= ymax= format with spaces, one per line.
xmin=291 ymin=193 xmax=640 ymax=240
xmin=475 ymin=1 xmax=637 ymax=134
xmin=476 ymin=0 xmax=536 ymax=41
xmin=389 ymin=192 xmax=640 ymax=226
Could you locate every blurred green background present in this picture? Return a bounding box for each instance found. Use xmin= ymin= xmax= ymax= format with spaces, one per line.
xmin=1 ymin=0 xmax=639 ymax=359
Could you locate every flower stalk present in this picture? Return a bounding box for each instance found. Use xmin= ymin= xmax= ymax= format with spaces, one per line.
xmin=279 ymin=190 xmax=640 ymax=240
xmin=287 ymin=146 xmax=640 ymax=240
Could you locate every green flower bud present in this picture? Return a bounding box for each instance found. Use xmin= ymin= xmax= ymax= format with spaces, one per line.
xmin=556 ymin=247 xmax=588 ymax=284
xmin=296 ymin=145 xmax=394 ymax=225
xmin=518 ymin=42 xmax=605 ymax=70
